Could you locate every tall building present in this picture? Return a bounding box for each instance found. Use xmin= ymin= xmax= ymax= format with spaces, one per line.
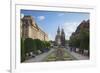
xmin=55 ymin=26 xmax=66 ymax=46
xmin=21 ymin=16 xmax=48 ymax=41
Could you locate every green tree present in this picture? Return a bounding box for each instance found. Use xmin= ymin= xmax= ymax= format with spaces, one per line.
xmin=69 ymin=29 xmax=89 ymax=54
xmin=32 ymin=40 xmax=37 ymax=54
xmin=21 ymin=38 xmax=25 ymax=62
xmin=33 ymin=39 xmax=44 ymax=51
xmin=45 ymin=41 xmax=51 ymax=48
xmin=24 ymin=38 xmax=34 ymax=53
xmin=79 ymin=29 xmax=89 ymax=50
xmin=69 ymin=35 xmax=80 ymax=48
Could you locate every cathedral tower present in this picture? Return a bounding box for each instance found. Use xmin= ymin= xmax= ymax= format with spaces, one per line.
xmin=61 ymin=28 xmax=65 ymax=46
xmin=55 ymin=26 xmax=61 ymax=46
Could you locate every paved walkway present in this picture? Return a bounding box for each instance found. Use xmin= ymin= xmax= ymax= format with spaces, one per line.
xmin=24 ymin=49 xmax=55 ymax=63
xmin=65 ymin=48 xmax=89 ymax=60
xmin=24 ymin=48 xmax=89 ymax=63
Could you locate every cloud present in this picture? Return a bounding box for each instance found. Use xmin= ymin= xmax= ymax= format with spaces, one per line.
xmin=37 ymin=16 xmax=45 ymax=21
xmin=58 ymin=13 xmax=64 ymax=16
xmin=61 ymin=22 xmax=81 ymax=40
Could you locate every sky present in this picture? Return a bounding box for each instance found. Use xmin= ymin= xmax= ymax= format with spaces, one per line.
xmin=21 ymin=9 xmax=89 ymax=41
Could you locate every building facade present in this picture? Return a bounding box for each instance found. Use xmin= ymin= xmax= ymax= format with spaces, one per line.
xmin=21 ymin=16 xmax=48 ymax=41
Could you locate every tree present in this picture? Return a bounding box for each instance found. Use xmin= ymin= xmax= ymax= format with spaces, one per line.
xmin=45 ymin=41 xmax=51 ymax=48
xmin=33 ymin=39 xmax=42 ymax=50
xmin=32 ymin=40 xmax=37 ymax=54
xmin=21 ymin=38 xmax=25 ymax=62
xmin=69 ymin=35 xmax=80 ymax=48
xmin=69 ymin=29 xmax=89 ymax=54
xmin=79 ymin=29 xmax=89 ymax=52
xmin=24 ymin=38 xmax=34 ymax=54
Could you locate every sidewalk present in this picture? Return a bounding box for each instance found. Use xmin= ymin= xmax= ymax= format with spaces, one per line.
xmin=65 ymin=48 xmax=89 ymax=60
xmin=24 ymin=49 xmax=55 ymax=63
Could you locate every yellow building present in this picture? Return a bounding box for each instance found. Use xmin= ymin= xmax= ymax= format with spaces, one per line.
xmin=21 ymin=16 xmax=48 ymax=41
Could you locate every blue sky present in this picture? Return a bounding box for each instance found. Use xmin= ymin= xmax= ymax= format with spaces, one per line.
xmin=21 ymin=9 xmax=89 ymax=41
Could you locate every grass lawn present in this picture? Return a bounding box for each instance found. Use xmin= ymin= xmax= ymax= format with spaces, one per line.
xmin=45 ymin=49 xmax=76 ymax=61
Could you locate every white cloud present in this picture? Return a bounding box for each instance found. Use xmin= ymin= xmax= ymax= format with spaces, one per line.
xmin=37 ymin=16 xmax=45 ymax=21
xmin=61 ymin=22 xmax=81 ymax=40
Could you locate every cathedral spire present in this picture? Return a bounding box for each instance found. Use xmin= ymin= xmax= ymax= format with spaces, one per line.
xmin=61 ymin=28 xmax=65 ymax=35
xmin=61 ymin=28 xmax=65 ymax=46
xmin=57 ymin=26 xmax=60 ymax=34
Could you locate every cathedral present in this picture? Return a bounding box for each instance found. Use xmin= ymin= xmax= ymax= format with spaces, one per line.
xmin=55 ymin=26 xmax=66 ymax=47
